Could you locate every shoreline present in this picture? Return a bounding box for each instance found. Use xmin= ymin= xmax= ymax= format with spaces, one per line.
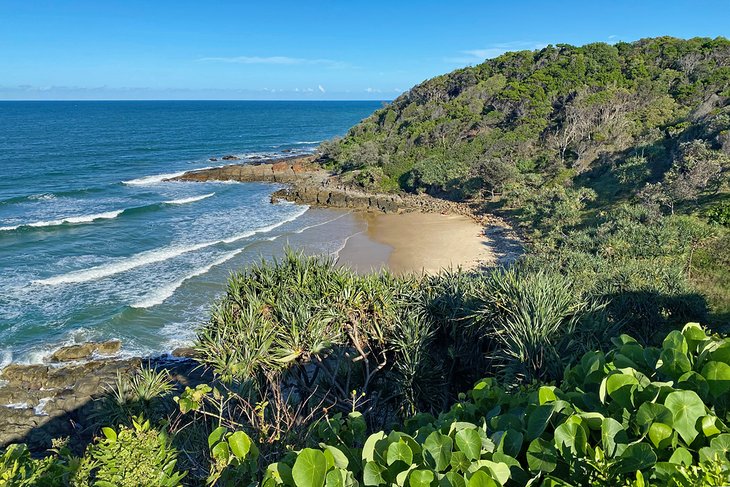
xmin=0 ymin=159 xmax=522 ymax=451
xmin=336 ymin=211 xmax=510 ymax=275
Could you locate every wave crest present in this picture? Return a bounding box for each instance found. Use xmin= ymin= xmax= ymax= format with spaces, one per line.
xmin=164 ymin=193 xmax=215 ymax=205
xmin=34 ymin=206 xmax=309 ymax=286
xmin=0 ymin=210 xmax=124 ymax=231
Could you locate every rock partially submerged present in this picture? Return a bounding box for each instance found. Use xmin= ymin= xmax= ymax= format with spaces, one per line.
xmin=48 ymin=340 xmax=121 ymax=362
xmin=0 ymin=354 xmax=208 ymax=452
xmin=169 ymin=156 xmax=493 ymax=219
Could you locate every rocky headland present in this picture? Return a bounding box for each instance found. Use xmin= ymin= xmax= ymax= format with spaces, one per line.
xmin=169 ymin=155 xmax=509 ymax=226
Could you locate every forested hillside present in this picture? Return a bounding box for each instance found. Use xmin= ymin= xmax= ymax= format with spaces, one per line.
xmin=321 ymin=36 xmax=730 ymax=321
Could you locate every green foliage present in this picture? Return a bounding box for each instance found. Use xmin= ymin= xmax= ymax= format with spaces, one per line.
xmin=473 ymin=267 xmax=612 ymax=382
xmin=0 ymin=442 xmax=70 ymax=486
xmin=96 ymin=365 xmax=175 ymax=426
xmin=207 ymin=427 xmax=259 ymax=486
xmin=78 ymin=417 xmax=186 ymax=486
xmin=706 ymin=200 xmax=730 ymax=227
xmin=323 ymin=36 xmax=730 ymax=201
xmin=258 ymin=323 xmax=730 ymax=487
xmin=194 ymin=251 xmax=486 ymax=424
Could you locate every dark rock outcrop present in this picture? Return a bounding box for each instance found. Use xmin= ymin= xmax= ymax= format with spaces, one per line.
xmin=169 ymin=156 xmax=492 ymax=219
xmin=48 ymin=340 xmax=121 ymax=362
xmin=0 ymin=355 xmax=209 ymax=452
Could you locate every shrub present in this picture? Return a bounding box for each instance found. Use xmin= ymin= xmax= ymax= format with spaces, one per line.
xmin=473 ymin=267 xmax=613 ymax=383
xmin=96 ymin=365 xmax=175 ymax=426
xmin=706 ymin=201 xmax=730 ymax=227
xmin=77 ymin=417 xmax=186 ymax=486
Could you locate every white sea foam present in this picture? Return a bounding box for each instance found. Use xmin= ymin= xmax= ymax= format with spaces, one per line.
xmin=122 ymin=171 xmax=190 ymax=186
xmin=34 ymin=205 xmax=309 ymax=286
xmin=294 ymin=211 xmax=350 ymax=234
xmin=0 ymin=210 xmax=125 ymax=231
xmin=34 ymin=397 xmax=52 ymax=416
xmin=34 ymin=241 xmax=215 ymax=286
xmin=4 ymin=402 xmax=29 ymax=410
xmin=221 ymin=205 xmax=309 ymax=243
xmin=331 ymin=230 xmax=363 ymax=260
xmin=164 ymin=193 xmax=215 ymax=205
xmin=29 ymin=193 xmax=56 ymax=201
xmin=131 ymin=247 xmax=245 ymax=309
xmin=293 ymin=140 xmax=322 ymax=144
xmin=122 ymin=166 xmax=217 ymax=186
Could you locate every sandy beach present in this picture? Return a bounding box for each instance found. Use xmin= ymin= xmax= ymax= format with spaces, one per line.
xmin=337 ymin=211 xmax=496 ymax=275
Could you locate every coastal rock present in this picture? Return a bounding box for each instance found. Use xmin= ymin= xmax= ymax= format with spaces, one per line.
xmin=209 ymin=157 xmax=218 ymax=161
xmin=171 ymin=347 xmax=197 ymax=358
xmin=221 ymin=154 xmax=239 ymax=160
xmin=0 ymin=355 xmax=210 ymax=452
xmin=169 ymin=155 xmax=510 ymax=225
xmin=48 ymin=340 xmax=121 ymax=362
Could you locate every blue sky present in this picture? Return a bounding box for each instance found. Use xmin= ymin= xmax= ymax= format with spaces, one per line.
xmin=1 ymin=0 xmax=729 ymax=100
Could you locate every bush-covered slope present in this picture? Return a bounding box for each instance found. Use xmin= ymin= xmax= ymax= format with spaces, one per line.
xmin=322 ymin=37 xmax=730 ymax=321
xmin=322 ymin=36 xmax=730 ymax=200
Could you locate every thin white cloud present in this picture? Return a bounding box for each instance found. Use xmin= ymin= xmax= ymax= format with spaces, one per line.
xmin=318 ymin=84 xmax=326 ymax=93
xmin=197 ymin=56 xmax=347 ymax=68
xmin=446 ymin=41 xmax=548 ymax=65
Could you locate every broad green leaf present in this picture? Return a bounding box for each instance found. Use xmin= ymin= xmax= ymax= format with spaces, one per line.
xmin=526 ymin=405 xmax=554 ymax=441
xmin=701 ymin=415 xmax=722 ymax=437
xmin=424 ymin=431 xmax=453 ymax=472
xmin=409 ymin=469 xmax=435 ymax=487
xmin=554 ymin=420 xmax=587 ymax=456
xmin=664 ymin=390 xmax=706 ymax=444
xmin=636 ymin=403 xmax=672 ymax=428
xmin=455 ymin=429 xmax=482 ymax=461
xmin=363 ymin=461 xmax=386 ymax=486
xmin=322 ymin=445 xmax=348 ymax=470
xmin=363 ymin=431 xmax=387 ymax=463
xmin=326 ymin=469 xmax=346 ymax=487
xmin=292 ymin=449 xmax=328 ymax=487
xmin=663 ymin=330 xmax=688 ymax=355
xmin=648 ymin=423 xmax=673 ymax=449
xmin=387 ymin=441 xmax=414 ymax=466
xmin=677 ymin=371 xmax=710 ymax=399
xmin=538 ymin=386 xmax=558 ymax=404
xmin=604 ymin=373 xmax=638 ymax=408
xmin=526 ymin=438 xmax=557 ymax=473
xmin=440 ymin=472 xmax=466 ymax=487
xmin=668 ymin=447 xmax=693 ymax=466
xmin=616 ymin=443 xmax=657 ymax=475
xmin=101 ymin=427 xmax=117 ymax=442
xmin=701 ymin=434 xmax=730 ymax=464
xmin=266 ymin=462 xmax=294 ymax=485
xmin=658 ymin=348 xmax=692 ymax=380
xmin=701 ymin=361 xmax=730 ymax=397
xmin=450 ymin=451 xmax=470 ymax=473
xmin=228 ymin=431 xmax=252 ymax=460
xmin=211 ymin=441 xmax=230 ymax=464
xmin=466 ymin=470 xmax=496 ymax=487
xmin=496 ymin=429 xmax=523 ymax=458
xmin=682 ymin=322 xmax=707 ymax=346
xmin=208 ymin=426 xmax=227 ymax=448
xmin=482 ymin=460 xmax=510 ymax=485
xmin=601 ymin=417 xmax=628 ymax=457
xmin=710 ymin=342 xmax=730 ymax=365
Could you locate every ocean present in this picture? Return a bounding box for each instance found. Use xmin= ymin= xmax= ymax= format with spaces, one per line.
xmin=0 ymin=100 xmax=380 ymax=364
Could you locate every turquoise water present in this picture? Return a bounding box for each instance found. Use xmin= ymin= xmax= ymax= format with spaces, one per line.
xmin=0 ymin=101 xmax=379 ymax=364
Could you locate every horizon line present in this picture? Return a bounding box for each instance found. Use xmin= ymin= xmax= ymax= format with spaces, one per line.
xmin=0 ymin=98 xmax=394 ymax=102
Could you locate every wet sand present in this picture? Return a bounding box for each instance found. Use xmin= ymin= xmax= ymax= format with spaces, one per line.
xmin=337 ymin=211 xmax=494 ymax=275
